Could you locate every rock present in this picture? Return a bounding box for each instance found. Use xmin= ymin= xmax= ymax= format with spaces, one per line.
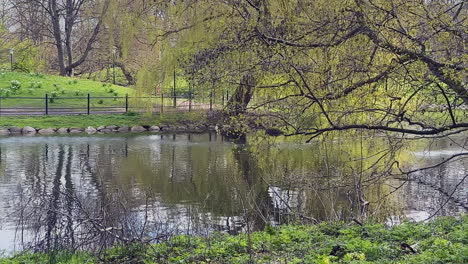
xmin=57 ymin=128 xmax=69 ymax=134
xmin=38 ymin=128 xmax=56 ymax=134
xmin=131 ymin=126 xmax=146 ymax=132
xmin=149 ymin=126 xmax=160 ymax=131
xmin=69 ymin=127 xmax=83 ymax=133
xmin=22 ymin=126 xmax=37 ymax=135
xmin=163 ymin=125 xmax=174 ymax=131
xmin=99 ymin=128 xmax=112 ymax=133
xmin=97 ymin=126 xmax=105 ymax=131
xmin=0 ymin=128 xmax=10 ymax=135
xmin=85 ymin=127 xmax=97 ymax=134
xmin=117 ymin=126 xmax=129 ymax=132
xmin=106 ymin=125 xmax=118 ymax=130
xmin=9 ymin=127 xmax=22 ymax=134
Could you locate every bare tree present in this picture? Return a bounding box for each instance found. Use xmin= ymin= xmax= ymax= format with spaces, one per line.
xmin=9 ymin=0 xmax=110 ymax=76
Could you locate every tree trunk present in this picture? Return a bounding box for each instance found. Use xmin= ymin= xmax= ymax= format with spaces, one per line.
xmin=49 ymin=0 xmax=67 ymax=76
xmin=115 ymin=61 xmax=136 ymax=85
xmin=226 ymin=73 xmax=256 ymax=115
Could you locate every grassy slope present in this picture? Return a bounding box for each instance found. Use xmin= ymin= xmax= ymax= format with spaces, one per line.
xmin=1 ymin=216 xmax=466 ymax=264
xmin=0 ymin=71 xmax=134 ymax=108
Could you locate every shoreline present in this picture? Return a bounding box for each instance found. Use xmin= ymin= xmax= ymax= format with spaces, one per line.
xmin=0 ymin=124 xmax=217 ymax=136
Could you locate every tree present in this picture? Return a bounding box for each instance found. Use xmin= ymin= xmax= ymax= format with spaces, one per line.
xmin=9 ymin=0 xmax=110 ymax=76
xmin=183 ymin=0 xmax=467 ymax=137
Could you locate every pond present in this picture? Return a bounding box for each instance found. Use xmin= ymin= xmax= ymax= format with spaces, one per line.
xmin=0 ymin=133 xmax=466 ymax=252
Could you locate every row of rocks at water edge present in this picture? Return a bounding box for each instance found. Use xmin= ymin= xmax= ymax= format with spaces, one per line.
xmin=0 ymin=124 xmax=216 ymax=136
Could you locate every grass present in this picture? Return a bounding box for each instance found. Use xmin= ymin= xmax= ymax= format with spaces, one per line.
xmin=0 ymin=71 xmax=134 ymax=108
xmin=0 ymin=71 xmax=215 ymax=112
xmin=1 ymin=216 xmax=466 ymax=263
xmin=0 ymin=112 xmax=208 ymax=129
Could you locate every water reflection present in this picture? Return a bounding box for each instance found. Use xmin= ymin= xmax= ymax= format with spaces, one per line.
xmin=0 ymin=133 xmax=466 ymax=252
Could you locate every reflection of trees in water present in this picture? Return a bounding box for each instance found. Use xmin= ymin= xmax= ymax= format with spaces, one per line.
xmin=0 ymin=133 xmax=466 ymax=252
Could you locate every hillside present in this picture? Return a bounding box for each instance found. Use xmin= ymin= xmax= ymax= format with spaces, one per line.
xmin=0 ymin=71 xmax=135 ymax=109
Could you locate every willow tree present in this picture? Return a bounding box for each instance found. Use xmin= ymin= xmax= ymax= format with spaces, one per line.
xmin=184 ymin=0 xmax=467 ymax=136
xmin=176 ymin=0 xmax=467 ymax=220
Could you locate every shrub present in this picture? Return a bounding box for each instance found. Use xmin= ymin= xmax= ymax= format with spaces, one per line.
xmin=28 ymin=88 xmax=35 ymax=94
xmin=29 ymin=81 xmax=43 ymax=89
xmin=0 ymin=88 xmax=11 ymax=97
xmin=10 ymin=80 xmax=21 ymax=91
xmin=51 ymin=91 xmax=58 ymax=98
xmin=97 ymin=99 xmax=104 ymax=104
xmin=30 ymin=72 xmax=44 ymax=78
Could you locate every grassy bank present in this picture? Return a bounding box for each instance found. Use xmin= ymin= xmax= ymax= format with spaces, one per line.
xmin=0 ymin=112 xmax=207 ymax=129
xmin=0 ymin=71 xmax=135 ymax=108
xmin=1 ymin=216 xmax=466 ymax=264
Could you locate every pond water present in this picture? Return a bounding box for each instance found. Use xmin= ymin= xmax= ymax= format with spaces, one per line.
xmin=0 ymin=133 xmax=466 ymax=252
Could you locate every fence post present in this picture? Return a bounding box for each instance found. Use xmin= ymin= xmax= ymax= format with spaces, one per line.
xmin=189 ymin=87 xmax=192 ymax=112
xmin=173 ymin=68 xmax=177 ymax=108
xmin=87 ymin=94 xmax=90 ymax=115
xmin=45 ymin=94 xmax=49 ymax=115
xmin=160 ymin=93 xmax=164 ymax=114
xmin=125 ymin=93 xmax=129 ymax=113
xmin=210 ymin=91 xmax=213 ymax=111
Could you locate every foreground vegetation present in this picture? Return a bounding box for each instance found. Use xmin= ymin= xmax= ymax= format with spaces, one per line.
xmin=1 ymin=216 xmax=466 ymax=264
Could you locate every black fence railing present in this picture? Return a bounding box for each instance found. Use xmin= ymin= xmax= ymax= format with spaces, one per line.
xmin=0 ymin=94 xmax=224 ymax=116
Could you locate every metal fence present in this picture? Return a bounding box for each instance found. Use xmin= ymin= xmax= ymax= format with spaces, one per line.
xmin=0 ymin=93 xmax=225 ymax=116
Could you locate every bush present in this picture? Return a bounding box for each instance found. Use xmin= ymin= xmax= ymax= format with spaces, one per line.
xmin=10 ymin=80 xmax=21 ymax=91
xmin=0 ymin=88 xmax=11 ymax=97
xmin=29 ymin=81 xmax=42 ymax=89
xmin=28 ymin=88 xmax=35 ymax=94
xmin=97 ymin=99 xmax=104 ymax=104
xmin=30 ymin=72 xmax=44 ymax=78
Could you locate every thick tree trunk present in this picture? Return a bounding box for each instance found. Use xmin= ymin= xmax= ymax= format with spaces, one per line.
xmin=49 ymin=0 xmax=67 ymax=76
xmin=226 ymin=73 xmax=256 ymax=115
xmin=115 ymin=62 xmax=136 ymax=85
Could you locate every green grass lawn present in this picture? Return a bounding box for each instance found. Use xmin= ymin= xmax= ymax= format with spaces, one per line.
xmin=0 ymin=71 xmax=214 ymax=112
xmin=0 ymin=71 xmax=135 ymax=108
xmin=0 ymin=112 xmax=208 ymax=129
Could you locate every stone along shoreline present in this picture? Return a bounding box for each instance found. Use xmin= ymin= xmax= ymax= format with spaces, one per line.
xmin=0 ymin=124 xmax=217 ymax=136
